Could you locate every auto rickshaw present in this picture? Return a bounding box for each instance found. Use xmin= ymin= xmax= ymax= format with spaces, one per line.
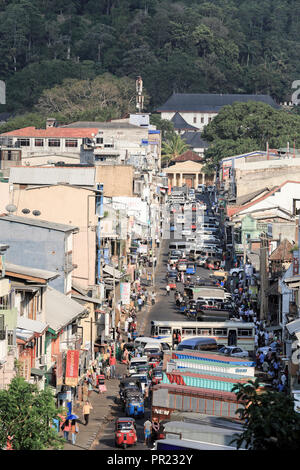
xmin=205 ymin=257 xmax=221 ymax=270
xmin=179 ymin=299 xmax=187 ymax=313
xmin=186 ymin=301 xmax=198 ymax=319
xmin=151 ymin=368 xmax=163 ymax=385
xmin=115 ymin=417 xmax=137 ymax=449
xmin=125 ymin=393 xmax=145 ymax=418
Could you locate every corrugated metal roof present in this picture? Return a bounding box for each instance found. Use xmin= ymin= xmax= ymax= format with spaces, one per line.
xmin=157 ymin=93 xmax=279 ymax=112
xmin=0 ymin=214 xmax=79 ymax=233
xmin=17 ymin=316 xmax=47 ymax=334
xmin=6 ymin=262 xmax=59 ymax=281
xmin=45 ymin=286 xmax=87 ymax=332
xmin=9 ymin=166 xmax=95 ymax=186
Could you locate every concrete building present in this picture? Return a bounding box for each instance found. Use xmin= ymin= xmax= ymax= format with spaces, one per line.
xmin=0 ymin=214 xmax=78 ymax=295
xmin=166 ymin=150 xmax=213 ymax=188
xmin=157 ymin=93 xmax=279 ymax=131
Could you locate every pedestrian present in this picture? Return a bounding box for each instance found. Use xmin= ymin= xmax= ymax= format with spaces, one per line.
xmin=105 ymin=363 xmax=111 ymax=380
xmin=137 ymin=297 xmax=143 ymax=311
xmin=82 ymin=401 xmax=93 ymax=426
xmin=109 ymin=354 xmax=116 ymax=379
xmin=166 ymin=284 xmax=170 ymax=296
xmin=62 ymin=418 xmax=71 ymax=441
xmin=151 ymin=418 xmax=160 ymax=444
xmin=144 ymin=418 xmax=152 ymax=446
xmin=70 ymin=419 xmax=79 ymax=445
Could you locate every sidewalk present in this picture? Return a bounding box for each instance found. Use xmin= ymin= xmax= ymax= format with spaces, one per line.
xmin=62 ymin=360 xmax=127 ymax=450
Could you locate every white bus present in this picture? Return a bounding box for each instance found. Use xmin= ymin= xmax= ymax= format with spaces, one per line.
xmin=150 ymin=320 xmax=255 ymax=351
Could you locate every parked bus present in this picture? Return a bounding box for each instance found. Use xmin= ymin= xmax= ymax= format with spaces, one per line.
xmin=150 ymin=320 xmax=255 ymax=351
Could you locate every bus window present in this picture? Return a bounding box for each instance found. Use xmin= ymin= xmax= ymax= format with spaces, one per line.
xmin=197 ymin=328 xmax=211 ymax=336
xmin=182 ymin=328 xmax=196 ymax=336
xmin=237 ymin=329 xmax=252 ymax=336
xmin=213 ymin=328 xmax=227 ymax=336
xmin=159 ymin=327 xmax=172 ymax=335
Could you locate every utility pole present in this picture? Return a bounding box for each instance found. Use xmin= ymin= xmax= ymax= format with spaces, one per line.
xmin=259 ymin=233 xmax=269 ymax=322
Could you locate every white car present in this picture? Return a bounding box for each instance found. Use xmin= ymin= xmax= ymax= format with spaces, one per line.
xmin=230 ymin=267 xmax=244 ymax=276
xmin=219 ymin=346 xmax=249 ymax=358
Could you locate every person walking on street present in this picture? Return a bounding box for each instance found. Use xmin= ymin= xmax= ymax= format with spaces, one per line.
xmin=82 ymin=401 xmax=93 ymax=426
xmin=166 ymin=285 xmax=170 ymax=296
xmin=144 ymin=419 xmax=152 ymax=446
xmin=109 ymin=355 xmax=116 ymax=379
xmin=70 ymin=419 xmax=79 ymax=445
xmin=62 ymin=418 xmax=71 ymax=441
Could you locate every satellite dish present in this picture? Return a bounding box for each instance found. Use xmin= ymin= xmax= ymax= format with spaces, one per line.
xmin=21 ymin=208 xmax=30 ymax=214
xmin=5 ymin=204 xmax=17 ymax=214
xmin=32 ymin=210 xmax=41 ymax=216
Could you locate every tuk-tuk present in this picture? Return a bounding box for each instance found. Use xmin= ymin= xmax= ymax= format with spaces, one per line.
xmin=186 ymin=263 xmax=196 ymax=275
xmin=148 ymin=353 xmax=163 ymax=368
xmin=205 ymin=257 xmax=221 ymax=270
xmin=151 ymin=368 xmax=163 ymax=385
xmin=125 ymin=393 xmax=145 ymax=418
xmin=119 ymin=378 xmax=142 ymax=404
xmin=115 ymin=417 xmax=137 ymax=449
xmin=186 ymin=301 xmax=198 ymax=319
xmin=167 ymin=271 xmax=177 ymax=290
xmin=179 ymin=300 xmax=187 ymax=313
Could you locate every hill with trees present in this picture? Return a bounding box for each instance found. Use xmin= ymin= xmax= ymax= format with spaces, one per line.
xmin=0 ymin=0 xmax=300 ymax=122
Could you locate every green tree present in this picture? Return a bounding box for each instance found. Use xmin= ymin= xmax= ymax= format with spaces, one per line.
xmin=202 ymin=101 xmax=300 ymax=170
xmin=0 ymin=376 xmax=64 ymax=450
xmin=161 ymin=133 xmax=190 ymax=167
xmin=231 ymin=378 xmax=300 ymax=450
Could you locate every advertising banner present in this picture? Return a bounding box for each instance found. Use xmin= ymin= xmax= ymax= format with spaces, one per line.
xmin=56 ymin=352 xmax=64 ymax=386
xmin=120 ymin=282 xmax=131 ymax=305
xmin=65 ymin=350 xmax=79 ymax=387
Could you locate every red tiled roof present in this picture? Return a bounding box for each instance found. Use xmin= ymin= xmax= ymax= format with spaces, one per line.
xmin=0 ymin=126 xmax=99 ymax=138
xmin=172 ymin=150 xmax=203 ymax=162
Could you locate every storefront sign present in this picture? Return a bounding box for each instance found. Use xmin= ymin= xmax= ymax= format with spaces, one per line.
xmin=65 ymin=350 xmax=79 ymax=387
xmin=120 ymin=282 xmax=131 ymax=305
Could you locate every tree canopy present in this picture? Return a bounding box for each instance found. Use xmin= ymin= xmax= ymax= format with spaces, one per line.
xmin=0 ymin=376 xmax=64 ymax=450
xmin=161 ymin=133 xmax=190 ymax=167
xmin=231 ymin=378 xmax=300 ymax=450
xmin=0 ymin=0 xmax=300 ymax=117
xmin=201 ymin=101 xmax=300 ymax=170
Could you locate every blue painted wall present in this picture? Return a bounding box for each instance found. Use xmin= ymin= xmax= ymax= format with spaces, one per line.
xmin=0 ymin=219 xmax=66 ymax=293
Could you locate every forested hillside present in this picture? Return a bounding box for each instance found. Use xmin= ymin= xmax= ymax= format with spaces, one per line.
xmin=0 ymin=0 xmax=300 ymax=116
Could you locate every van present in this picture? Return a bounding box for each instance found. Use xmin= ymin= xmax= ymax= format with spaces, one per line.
xmin=134 ymin=336 xmax=170 ymax=351
xmin=128 ymin=356 xmax=148 ymax=374
xmin=177 ymin=337 xmax=218 ymax=352
xmin=143 ymin=342 xmax=162 ymax=354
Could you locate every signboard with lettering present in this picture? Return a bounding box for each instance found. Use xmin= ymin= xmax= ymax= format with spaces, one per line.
xmin=120 ymin=282 xmax=131 ymax=306
xmin=56 ymin=352 xmax=64 ymax=386
xmin=65 ymin=350 xmax=79 ymax=387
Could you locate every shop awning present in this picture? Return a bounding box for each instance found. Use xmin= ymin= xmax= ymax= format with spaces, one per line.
xmin=286 ymin=318 xmax=300 ymax=335
xmin=102 ymin=265 xmax=124 ymax=279
xmin=31 ymin=368 xmax=46 ymax=376
xmin=284 ymin=275 xmax=300 ymax=289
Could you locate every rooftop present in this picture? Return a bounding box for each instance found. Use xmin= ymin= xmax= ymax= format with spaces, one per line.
xmin=172 ymin=150 xmax=204 ymax=163
xmin=0 ymin=126 xmax=99 ymax=138
xmin=157 ymin=93 xmax=279 ymax=113
xmin=181 ymin=131 xmax=209 ymax=149
xmin=0 ymin=214 xmax=79 ymax=233
xmin=170 ymin=112 xmax=199 ymax=131
xmin=5 ymin=262 xmax=60 ymax=282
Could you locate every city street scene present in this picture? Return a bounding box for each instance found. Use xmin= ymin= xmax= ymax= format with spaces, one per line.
xmin=1 ymin=1 xmax=300 ymax=455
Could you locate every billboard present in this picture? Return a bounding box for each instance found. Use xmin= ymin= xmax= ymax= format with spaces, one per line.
xmin=120 ymin=282 xmax=131 ymax=306
xmin=65 ymin=350 xmax=79 ymax=387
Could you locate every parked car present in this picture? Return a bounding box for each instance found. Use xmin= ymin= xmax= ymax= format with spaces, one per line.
xmin=218 ymin=346 xmax=249 ymax=358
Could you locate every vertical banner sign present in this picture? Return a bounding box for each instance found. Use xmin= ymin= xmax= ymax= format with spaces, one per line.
xmin=56 ymin=352 xmax=63 ymax=386
xmin=65 ymin=350 xmax=79 ymax=387
xmin=120 ymin=282 xmax=131 ymax=305
xmin=293 ymin=257 xmax=299 ymax=276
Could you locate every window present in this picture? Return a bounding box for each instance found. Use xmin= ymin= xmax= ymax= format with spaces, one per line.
xmin=201 ymin=117 xmax=204 ymax=123
xmin=193 ymin=117 xmax=197 ymax=123
xmin=238 ymin=329 xmax=252 ymax=336
xmin=17 ymin=138 xmax=30 ymax=147
xmin=35 ymin=138 xmax=44 ymax=147
xmin=182 ymin=328 xmax=196 ymax=336
xmin=104 ymin=143 xmax=114 ymax=148
xmin=65 ymin=139 xmax=78 ymax=148
xmin=197 ymin=328 xmax=211 ymax=336
xmin=96 ymin=137 xmax=103 ymax=144
xmin=48 ymin=138 xmax=60 ymax=147
xmin=7 ymin=330 xmax=14 ymax=346
xmin=213 ymin=328 xmax=227 ymax=336
xmin=208 ymin=117 xmax=212 ymax=123
xmin=159 ymin=327 xmax=171 ymax=335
